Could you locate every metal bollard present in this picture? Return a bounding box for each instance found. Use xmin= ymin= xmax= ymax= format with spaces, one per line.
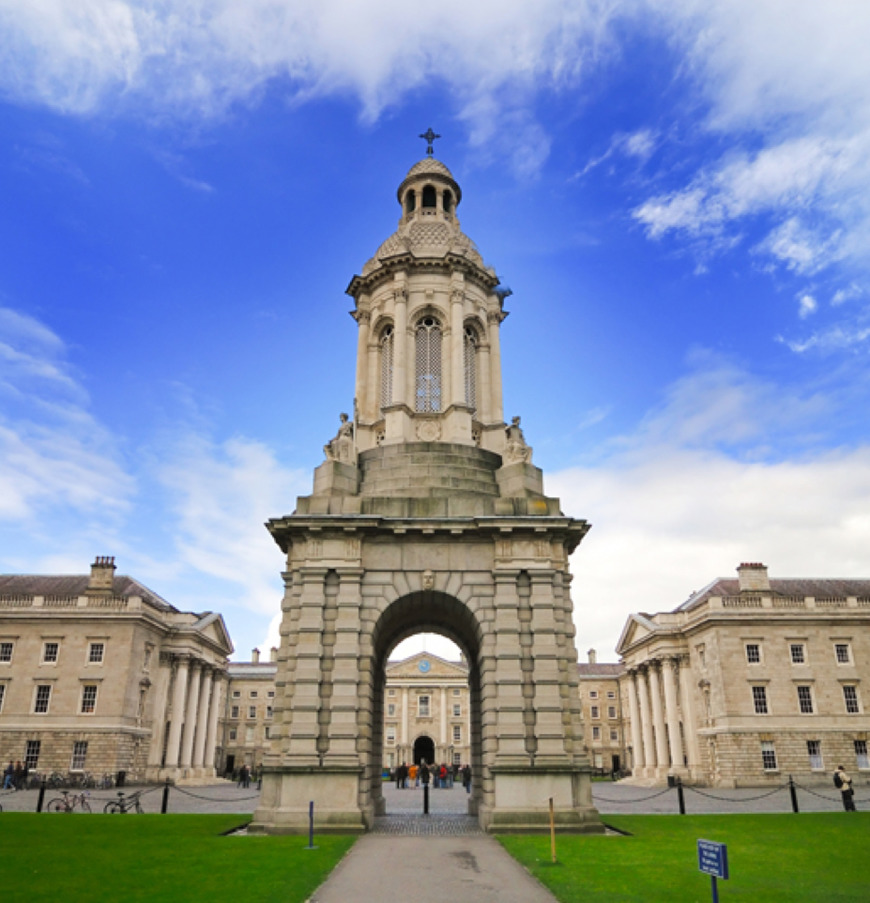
xmin=423 ymin=784 xmax=429 ymax=815
xmin=37 ymin=779 xmax=46 ymax=813
xmin=788 ymin=775 xmax=799 ymax=813
xmin=161 ymin=777 xmax=171 ymax=814
xmin=677 ymin=777 xmax=686 ymax=815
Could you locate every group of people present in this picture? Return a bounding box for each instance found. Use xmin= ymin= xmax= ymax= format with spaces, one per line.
xmin=2 ymin=760 xmax=27 ymax=790
xmin=393 ymin=761 xmax=472 ymax=793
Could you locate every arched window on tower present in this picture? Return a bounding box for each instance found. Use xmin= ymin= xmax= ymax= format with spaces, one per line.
xmin=443 ymin=190 xmax=453 ymax=215
xmin=463 ymin=325 xmax=478 ymax=412
xmin=405 ymin=190 xmax=416 ymax=215
xmin=422 ymin=185 xmax=436 ymax=208
xmin=415 ymin=316 xmax=442 ymax=413
xmin=379 ymin=325 xmax=394 ymax=411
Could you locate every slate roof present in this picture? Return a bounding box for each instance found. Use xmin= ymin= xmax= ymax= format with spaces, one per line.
xmin=576 ymin=662 xmax=625 ymax=678
xmin=0 ymin=574 xmax=176 ymax=612
xmin=678 ymin=577 xmax=870 ymax=612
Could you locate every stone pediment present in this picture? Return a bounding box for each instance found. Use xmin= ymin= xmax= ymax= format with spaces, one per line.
xmin=615 ymin=614 xmax=657 ymax=655
xmin=386 ymin=651 xmax=468 ymax=680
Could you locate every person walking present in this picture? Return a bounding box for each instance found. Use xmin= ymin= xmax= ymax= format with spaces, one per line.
xmin=834 ymin=765 xmax=856 ymax=811
xmin=3 ymin=761 xmax=14 ymax=790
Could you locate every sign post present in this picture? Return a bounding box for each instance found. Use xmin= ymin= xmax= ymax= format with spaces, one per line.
xmin=698 ymin=839 xmax=729 ymax=903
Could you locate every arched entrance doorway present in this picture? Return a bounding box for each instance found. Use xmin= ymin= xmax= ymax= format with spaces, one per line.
xmin=413 ymin=736 xmax=435 ymax=766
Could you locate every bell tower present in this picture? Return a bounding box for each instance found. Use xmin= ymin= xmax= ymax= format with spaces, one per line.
xmin=251 ymin=147 xmax=602 ymax=835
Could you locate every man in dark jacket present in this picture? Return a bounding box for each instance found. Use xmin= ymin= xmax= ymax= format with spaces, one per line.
xmin=834 ymin=765 xmax=856 ymax=811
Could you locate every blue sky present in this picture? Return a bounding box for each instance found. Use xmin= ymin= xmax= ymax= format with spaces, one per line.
xmin=2 ymin=1 xmax=869 ymax=662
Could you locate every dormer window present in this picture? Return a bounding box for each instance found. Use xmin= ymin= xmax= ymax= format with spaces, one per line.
xmin=422 ymin=185 xmax=436 ymax=208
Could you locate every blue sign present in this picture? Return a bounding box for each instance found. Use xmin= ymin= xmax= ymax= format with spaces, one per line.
xmin=698 ymin=840 xmax=729 ymax=880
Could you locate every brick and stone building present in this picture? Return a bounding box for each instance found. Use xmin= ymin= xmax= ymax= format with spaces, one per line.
xmin=251 ymin=150 xmax=601 ymax=834
xmin=617 ymin=562 xmax=870 ymax=786
xmin=576 ymin=650 xmax=626 ymax=775
xmin=0 ymin=556 xmax=232 ymax=782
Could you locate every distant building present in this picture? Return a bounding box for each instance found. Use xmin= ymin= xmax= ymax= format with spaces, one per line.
xmin=0 ymin=557 xmax=232 ymax=783
xmin=617 ymin=562 xmax=870 ymax=786
xmin=576 ymin=650 xmax=626 ymax=774
xmin=221 ymin=648 xmax=278 ymax=776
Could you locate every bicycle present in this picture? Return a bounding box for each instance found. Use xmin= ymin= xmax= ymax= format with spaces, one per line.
xmin=104 ymin=790 xmax=144 ymax=814
xmin=47 ymin=790 xmax=91 ymax=813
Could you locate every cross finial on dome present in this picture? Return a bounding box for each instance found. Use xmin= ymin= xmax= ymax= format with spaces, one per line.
xmin=419 ymin=127 xmax=441 ymax=156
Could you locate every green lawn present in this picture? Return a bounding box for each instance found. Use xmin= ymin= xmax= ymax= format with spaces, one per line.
xmin=0 ymin=814 xmax=355 ymax=903
xmin=499 ymin=813 xmax=870 ymax=902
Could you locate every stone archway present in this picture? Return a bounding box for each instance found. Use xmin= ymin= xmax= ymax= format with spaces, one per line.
xmin=413 ymin=735 xmax=435 ymax=766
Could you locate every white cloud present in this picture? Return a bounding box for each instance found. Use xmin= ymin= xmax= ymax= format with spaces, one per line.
xmin=157 ymin=431 xmax=309 ymax=615
xmin=549 ymin=351 xmax=870 ymax=659
xmin=798 ymin=293 xmax=817 ymax=319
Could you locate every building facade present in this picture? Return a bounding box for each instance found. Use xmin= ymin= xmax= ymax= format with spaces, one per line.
xmin=0 ymin=557 xmax=232 ymax=783
xmin=617 ymin=562 xmax=870 ymax=786
xmin=576 ymin=650 xmax=626 ymax=775
xmin=220 ymin=649 xmax=278 ymax=777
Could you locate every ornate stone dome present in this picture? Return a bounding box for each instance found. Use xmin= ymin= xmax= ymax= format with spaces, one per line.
xmin=404 ymin=157 xmax=455 ymax=180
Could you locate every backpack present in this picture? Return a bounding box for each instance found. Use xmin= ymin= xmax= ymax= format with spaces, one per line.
xmin=833 ymin=772 xmax=843 ymax=788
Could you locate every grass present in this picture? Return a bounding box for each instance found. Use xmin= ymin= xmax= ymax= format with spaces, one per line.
xmin=499 ymin=813 xmax=870 ymax=902
xmin=0 ymin=814 xmax=355 ymax=903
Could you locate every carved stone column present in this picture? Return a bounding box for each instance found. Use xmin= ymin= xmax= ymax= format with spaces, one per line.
xmin=393 ymin=286 xmax=408 ymax=409
xmin=146 ymin=651 xmax=173 ymax=773
xmin=354 ymin=309 xmax=371 ymax=418
xmin=626 ymin=670 xmax=645 ymax=772
xmin=192 ymin=666 xmax=214 ymax=770
xmin=164 ymin=655 xmax=190 ymax=769
xmin=648 ymin=661 xmax=669 ymax=776
xmin=487 ymin=311 xmax=505 ymax=424
xmin=179 ymin=660 xmax=202 ymax=769
xmin=450 ymin=286 xmax=465 ymax=408
xmin=636 ymin=666 xmax=656 ymax=775
xmin=203 ymin=672 xmax=223 ymax=775
xmin=661 ymin=657 xmax=685 ymax=775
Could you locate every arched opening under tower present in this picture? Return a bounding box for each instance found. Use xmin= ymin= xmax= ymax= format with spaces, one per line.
xmin=368 ymin=591 xmax=482 ymax=819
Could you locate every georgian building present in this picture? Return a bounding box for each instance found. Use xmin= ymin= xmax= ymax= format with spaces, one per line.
xmin=576 ymin=650 xmax=626 ymax=775
xmin=383 ymin=652 xmax=471 ymax=770
xmin=617 ymin=562 xmax=870 ymax=787
xmin=0 ymin=557 xmax=232 ymax=782
xmin=221 ymin=649 xmax=278 ymax=776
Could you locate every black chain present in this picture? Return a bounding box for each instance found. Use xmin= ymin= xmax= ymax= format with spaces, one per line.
xmin=593 ymin=786 xmax=674 ymax=804
xmin=171 ymin=784 xmax=260 ymax=802
xmin=685 ymin=785 xmax=783 ymax=802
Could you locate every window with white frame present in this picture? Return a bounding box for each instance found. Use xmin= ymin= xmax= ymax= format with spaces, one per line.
xmin=249 ymin=691 xmax=258 ymax=698
xmin=70 ymin=741 xmax=88 ymax=771
xmin=453 ymin=725 xmax=461 ymax=743
xmin=388 ymin=688 xmax=396 ymax=697
xmin=245 ymin=727 xmax=254 ymax=743
xmin=807 ymin=740 xmax=823 ymax=770
xmin=266 ymin=706 xmax=273 ymax=719
xmin=610 ymin=729 xmax=619 ymax=742
xmin=267 ymin=690 xmax=275 ymax=698
xmin=33 ymin=684 xmax=52 ymax=713
xmin=232 ymin=690 xmax=241 ymax=698
xmin=789 ymin=643 xmax=806 ymax=664
xmin=264 ymin=726 xmax=271 ymax=739
xmin=590 ymin=705 xmax=600 ymax=719
xmin=231 ymin=705 xmax=239 ymax=719
xmin=228 ymin=728 xmax=237 ymax=741
xmin=589 ymin=690 xmax=599 ymax=699
xmin=0 ymin=641 xmax=13 ymax=663
xmin=418 ymin=695 xmax=430 ymax=717
xmin=88 ymin=642 xmax=105 ymax=664
xmin=843 ymin=685 xmax=860 ymax=714
xmin=42 ymin=642 xmax=59 ymax=664
xmin=386 ymin=726 xmax=396 ymax=744
xmin=415 ymin=316 xmax=442 ymax=413
xmin=453 ymin=688 xmax=461 ymax=696
xmin=453 ymin=703 xmax=461 ymax=717
xmin=745 ymin=643 xmax=761 ymax=664
xmin=592 ymin=726 xmax=601 ymax=740
xmin=248 ymin=706 xmax=257 ymax=719
xmin=387 ymin=703 xmax=396 ymax=716
xmin=25 ymin=740 xmax=41 ymax=770
xmin=81 ymin=684 xmax=98 ymax=714
xmin=855 ymin=740 xmax=869 ymax=769
xmin=453 ymin=752 xmax=461 ymax=765
xmin=835 ymin=643 xmax=851 ymax=664
xmin=797 ymin=685 xmax=814 ymax=714
xmin=607 ymin=690 xmax=616 ymax=699
xmin=761 ymin=741 xmax=778 ymax=771
xmin=608 ymin=706 xmax=617 ymax=719
xmin=752 ymin=685 xmax=769 ymax=714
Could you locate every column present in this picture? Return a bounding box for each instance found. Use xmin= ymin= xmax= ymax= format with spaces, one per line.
xmin=477 ymin=340 xmax=492 ymax=424
xmin=401 ymin=686 xmax=409 ymax=746
xmin=163 ymin=655 xmax=190 ymax=768
xmin=393 ymin=286 xmax=408 ymax=408
xmin=179 ymin=660 xmax=202 ymax=768
xmin=487 ymin=311 xmax=505 ymax=424
xmin=648 ymin=661 xmax=669 ymax=773
xmin=354 ymin=309 xmax=371 ymax=417
xmin=627 ymin=670 xmax=645 ymax=772
xmin=146 ymin=652 xmax=173 ymax=767
xmin=678 ymin=655 xmax=702 ymax=776
xmin=440 ymin=686 xmax=448 ymax=748
xmin=203 ymin=673 xmax=223 ymax=775
xmin=192 ymin=667 xmax=214 ymax=769
xmin=661 ymin=658 xmax=684 ymax=773
xmin=635 ymin=666 xmax=656 ymax=775
xmin=450 ymin=286 xmax=464 ymax=407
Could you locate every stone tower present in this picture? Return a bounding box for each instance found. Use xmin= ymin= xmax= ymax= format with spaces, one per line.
xmin=251 ymin=153 xmax=601 ymax=834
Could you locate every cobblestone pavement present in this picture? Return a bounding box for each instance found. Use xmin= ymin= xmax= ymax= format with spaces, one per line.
xmin=1 ymin=777 xmax=863 ymax=817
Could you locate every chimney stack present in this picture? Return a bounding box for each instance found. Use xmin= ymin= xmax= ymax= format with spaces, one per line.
xmin=87 ymin=556 xmax=116 ymax=594
xmin=587 ymin=648 xmax=597 ymax=665
xmin=251 ymin=648 xmax=260 ymax=664
xmin=270 ymin=646 xmax=278 ymax=663
xmin=737 ymin=562 xmax=770 ymax=593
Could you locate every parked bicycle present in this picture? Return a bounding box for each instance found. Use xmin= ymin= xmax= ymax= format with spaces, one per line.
xmin=104 ymin=790 xmax=144 ymax=814
xmin=47 ymin=790 xmax=91 ymax=813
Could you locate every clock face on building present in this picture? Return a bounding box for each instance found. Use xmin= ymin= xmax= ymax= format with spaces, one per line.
xmin=418 ymin=659 xmax=431 ymax=673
